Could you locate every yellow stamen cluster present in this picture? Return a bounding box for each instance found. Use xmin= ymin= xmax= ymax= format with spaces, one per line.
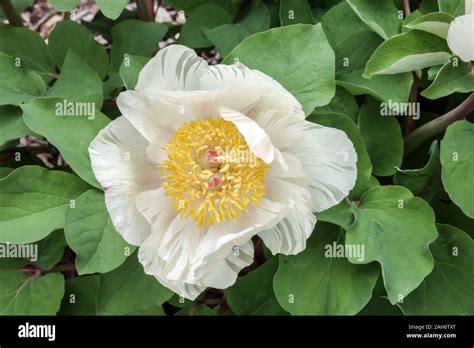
xmin=160 ymin=117 xmax=269 ymax=227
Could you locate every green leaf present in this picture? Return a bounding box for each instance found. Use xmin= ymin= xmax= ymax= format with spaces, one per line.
xmin=0 ymin=106 xmax=30 ymax=147
xmin=346 ymin=0 xmax=402 ymax=40
xmin=119 ymin=54 xmax=150 ymax=90
xmin=110 ymin=20 xmax=168 ymax=73
xmin=337 ymin=71 xmax=412 ymax=107
xmin=224 ymin=24 xmax=335 ymax=115
xmin=322 ymin=2 xmax=412 ymax=105
xmin=441 ymin=121 xmax=474 ymax=218
xmin=438 ymin=0 xmax=465 ymax=17
xmin=179 ymin=3 xmax=233 ymax=48
xmin=394 ymin=141 xmax=442 ymax=202
xmin=346 ymin=185 xmax=438 ymax=304
xmin=35 ymin=230 xmax=68 ymax=270
xmin=402 ymin=224 xmax=474 ymax=314
xmin=0 ymin=53 xmax=46 ymax=105
xmin=312 ymin=86 xmax=359 ymax=121
xmin=358 ymin=97 xmax=403 ymax=176
xmin=427 ymin=64 xmax=443 ymax=80
xmin=227 ymin=257 xmax=287 ymax=315
xmin=422 ymin=59 xmax=474 ymax=100
xmin=0 ymin=26 xmax=55 ymax=76
xmin=274 ymin=222 xmax=379 ymax=315
xmin=61 ymin=255 xmax=173 ymax=315
xmin=65 ymin=189 xmax=134 ymax=275
xmin=0 ymin=166 xmax=89 ymax=244
xmin=307 ymin=113 xmax=373 ymax=199
xmin=0 ymin=0 xmax=31 ymax=20
xmin=96 ymin=0 xmax=129 ymax=20
xmin=48 ymin=20 xmax=109 ymax=79
xmin=21 ymin=97 xmax=111 ymax=188
xmin=48 ymin=50 xmax=104 ymax=109
xmin=166 ymin=0 xmax=234 ymax=13
xmin=279 ymin=0 xmax=314 ymax=25
xmin=0 ymin=272 xmax=64 ymax=315
xmin=204 ymin=0 xmax=270 ymax=56
xmin=364 ymin=31 xmax=451 ymax=78
xmin=404 ymin=12 xmax=454 ymax=39
xmin=49 ymin=0 xmax=80 ymax=11
xmin=0 ymin=167 xmax=13 ymax=179
xmin=315 ymin=199 xmax=354 ymax=230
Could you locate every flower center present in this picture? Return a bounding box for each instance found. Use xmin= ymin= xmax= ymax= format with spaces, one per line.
xmin=160 ymin=117 xmax=270 ymax=227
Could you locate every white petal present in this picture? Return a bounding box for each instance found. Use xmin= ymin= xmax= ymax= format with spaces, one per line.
xmin=89 ymin=117 xmax=160 ymax=245
xmin=219 ymin=107 xmax=288 ymax=169
xmin=117 ymin=90 xmax=196 ymax=143
xmin=447 ymin=14 xmax=474 ymax=62
xmin=466 ymin=0 xmax=474 ymax=15
xmin=136 ymin=44 xmax=208 ymax=95
xmin=294 ymin=123 xmax=358 ymax=212
xmin=259 ymin=157 xmax=316 ymax=255
xmin=200 ymin=63 xmax=305 ymax=119
xmin=257 ymin=112 xmax=357 ymax=212
xmin=137 ymin=195 xmax=287 ymax=299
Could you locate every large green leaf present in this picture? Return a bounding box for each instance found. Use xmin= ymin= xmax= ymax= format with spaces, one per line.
xmin=119 ymin=54 xmax=150 ymax=90
xmin=322 ymin=2 xmax=412 ymax=105
xmin=273 ymin=222 xmax=379 ymax=315
xmin=61 ymin=255 xmax=173 ymax=315
xmin=224 ymin=24 xmax=335 ymax=115
xmin=21 ymin=98 xmax=111 ymax=188
xmin=364 ymin=31 xmax=451 ymax=78
xmin=48 ymin=20 xmax=109 ymax=79
xmin=358 ymin=97 xmax=403 ymax=176
xmin=179 ymin=3 xmax=233 ymax=48
xmin=307 ymin=113 xmax=373 ymax=199
xmin=0 ymin=106 xmax=30 ymax=147
xmin=35 ymin=230 xmax=68 ymax=271
xmin=438 ymin=0 xmax=465 ymax=17
xmin=422 ymin=59 xmax=474 ymax=100
xmin=205 ymin=0 xmax=270 ymax=56
xmin=0 ymin=26 xmax=55 ymax=76
xmin=394 ymin=141 xmax=442 ymax=203
xmin=65 ymin=189 xmax=134 ymax=275
xmin=227 ymin=257 xmax=287 ymax=315
xmin=96 ymin=0 xmax=129 ymax=20
xmin=0 ymin=272 xmax=64 ymax=315
xmin=440 ymin=121 xmax=474 ymax=218
xmin=48 ymin=50 xmax=104 ymax=109
xmin=346 ymin=0 xmax=402 ymax=40
xmin=312 ymin=86 xmax=359 ymax=121
xmin=49 ymin=0 xmax=80 ymax=11
xmin=0 ymin=166 xmax=90 ymax=244
xmin=279 ymin=0 xmax=314 ymax=25
xmin=0 ymin=53 xmax=46 ymax=105
xmin=315 ymin=199 xmax=355 ymax=230
xmin=404 ymin=12 xmax=454 ymax=39
xmin=346 ymin=186 xmax=438 ymax=304
xmin=110 ymin=20 xmax=168 ymax=73
xmin=402 ymin=224 xmax=474 ymax=314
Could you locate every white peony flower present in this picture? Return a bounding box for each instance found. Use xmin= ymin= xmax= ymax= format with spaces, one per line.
xmin=466 ymin=0 xmax=474 ymax=15
xmin=447 ymin=13 xmax=474 ymax=62
xmin=89 ymin=45 xmax=357 ymax=300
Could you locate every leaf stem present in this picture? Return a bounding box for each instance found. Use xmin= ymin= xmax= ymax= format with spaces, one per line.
xmin=404 ymin=93 xmax=474 ymax=155
xmin=136 ymin=0 xmax=153 ymax=21
xmin=0 ymin=0 xmax=23 ymax=27
xmin=403 ymin=0 xmax=411 ymax=16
